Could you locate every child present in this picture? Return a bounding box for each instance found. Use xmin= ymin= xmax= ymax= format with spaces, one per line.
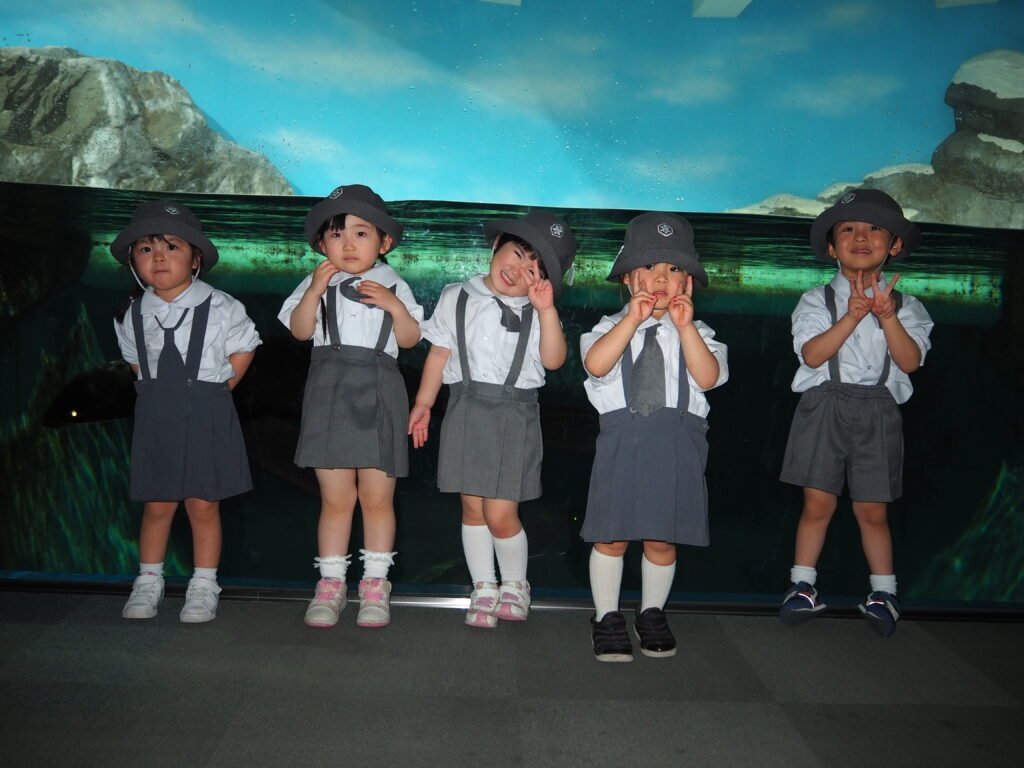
xmin=778 ymin=189 xmax=933 ymax=637
xmin=279 ymin=184 xmax=423 ymax=629
xmin=113 ymin=200 xmax=261 ymax=623
xmin=580 ymin=212 xmax=728 ymax=662
xmin=408 ymin=210 xmax=577 ymax=628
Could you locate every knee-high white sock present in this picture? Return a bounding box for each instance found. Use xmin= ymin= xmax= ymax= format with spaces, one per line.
xmin=461 ymin=524 xmax=496 ymax=584
xmin=640 ymin=556 xmax=675 ymax=611
xmin=590 ymin=549 xmax=624 ymax=622
xmin=493 ymin=528 xmax=528 ymax=583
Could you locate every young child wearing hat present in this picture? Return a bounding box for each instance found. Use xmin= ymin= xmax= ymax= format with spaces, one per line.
xmin=113 ymin=200 xmax=261 ymax=623
xmin=408 ymin=210 xmax=577 ymax=628
xmin=279 ymin=184 xmax=424 ymax=629
xmin=580 ymin=212 xmax=728 ymax=662
xmin=778 ymin=189 xmax=933 ymax=637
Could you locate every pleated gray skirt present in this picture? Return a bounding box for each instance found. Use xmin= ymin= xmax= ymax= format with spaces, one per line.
xmin=582 ymin=407 xmax=710 ymax=546
xmin=295 ymin=344 xmax=409 ymax=477
xmin=130 ymin=379 xmax=252 ymax=502
xmin=437 ymin=380 xmax=542 ymax=502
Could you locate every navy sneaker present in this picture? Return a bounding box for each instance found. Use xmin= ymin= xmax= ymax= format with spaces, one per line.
xmin=779 ymin=581 xmax=826 ymax=626
xmin=859 ymin=591 xmax=901 ymax=637
xmin=591 ymin=611 xmax=633 ymax=663
xmin=633 ymin=607 xmax=677 ymax=658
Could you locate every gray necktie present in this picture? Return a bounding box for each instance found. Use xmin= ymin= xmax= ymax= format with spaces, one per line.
xmin=338 ymin=276 xmax=369 ymax=302
xmin=630 ymin=326 xmax=664 ymax=416
xmin=493 ymin=297 xmax=521 ymax=332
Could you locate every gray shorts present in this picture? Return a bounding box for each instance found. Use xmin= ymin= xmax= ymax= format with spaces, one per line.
xmin=779 ymin=381 xmax=903 ymax=502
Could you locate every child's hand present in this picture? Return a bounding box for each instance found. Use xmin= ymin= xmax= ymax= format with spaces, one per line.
xmin=408 ymin=404 xmax=431 ymax=449
xmin=357 ymin=280 xmax=402 ymax=314
xmin=626 ymin=271 xmax=656 ymax=324
xmin=310 ymin=259 xmax=341 ymax=296
xmin=668 ymin=275 xmax=695 ymax=330
xmin=525 ymin=269 xmax=555 ymax=311
xmin=846 ymin=271 xmax=872 ymax=322
xmin=869 ymin=272 xmax=900 ymax=320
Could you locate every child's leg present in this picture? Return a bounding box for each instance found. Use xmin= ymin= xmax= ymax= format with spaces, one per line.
xmin=482 ymin=498 xmax=530 ymax=620
xmin=590 ymin=542 xmax=632 ymax=662
xmin=853 ymin=500 xmax=900 ymax=637
xmin=636 ymin=541 xmax=678 ymax=658
xmin=180 ymin=497 xmax=223 ymax=623
xmin=123 ymin=501 xmax=177 ymax=620
xmin=780 ymin=487 xmax=835 ymax=625
xmin=305 ymin=468 xmax=358 ymax=628
xmin=354 ymin=468 xmax=397 ymax=628
xmin=461 ymin=494 xmax=500 ymax=628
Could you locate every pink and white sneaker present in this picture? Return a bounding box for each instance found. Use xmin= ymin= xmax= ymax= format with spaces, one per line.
xmin=356 ymin=578 xmax=392 ymax=628
xmin=465 ymin=582 xmax=500 ymax=628
xmin=496 ymin=580 xmax=531 ymax=621
xmin=304 ymin=578 xmax=347 ymax=628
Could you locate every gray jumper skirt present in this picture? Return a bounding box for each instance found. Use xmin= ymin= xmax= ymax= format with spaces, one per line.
xmin=780 ymin=286 xmax=904 ymax=502
xmin=129 ymin=295 xmax=252 ymax=502
xmin=437 ymin=289 xmax=542 ymax=501
xmin=581 ymin=335 xmax=710 ymax=546
xmin=294 ymin=284 xmax=409 ymax=477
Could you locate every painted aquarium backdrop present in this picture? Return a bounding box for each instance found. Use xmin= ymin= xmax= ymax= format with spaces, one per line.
xmin=1 ymin=0 xmax=1022 ymax=605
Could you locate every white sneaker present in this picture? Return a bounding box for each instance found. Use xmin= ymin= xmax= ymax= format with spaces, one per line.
xmin=356 ymin=578 xmax=392 ymax=628
xmin=179 ymin=577 xmax=221 ymax=623
xmin=304 ymin=578 xmax=348 ymax=628
xmin=122 ymin=573 xmax=164 ymax=619
xmin=465 ymin=582 xmax=499 ymax=628
xmin=496 ymin=580 xmax=531 ymax=621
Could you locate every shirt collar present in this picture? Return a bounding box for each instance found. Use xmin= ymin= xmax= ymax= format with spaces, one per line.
xmin=138 ymin=279 xmax=213 ymax=313
xmin=327 ymin=261 xmax=391 ymax=286
xmin=465 ymin=274 xmax=531 ymax=308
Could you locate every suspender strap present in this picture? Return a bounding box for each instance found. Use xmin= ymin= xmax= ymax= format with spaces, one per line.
xmin=372 ymin=286 xmax=397 ymax=353
xmin=131 ymin=299 xmax=151 ymax=380
xmin=823 ymin=284 xmax=902 ymax=386
xmin=620 ymin=324 xmax=689 ymax=411
xmin=455 ymin=288 xmax=534 ymax=388
xmin=323 ymin=283 xmax=397 ymax=352
xmin=183 ymin=295 xmax=212 ymax=380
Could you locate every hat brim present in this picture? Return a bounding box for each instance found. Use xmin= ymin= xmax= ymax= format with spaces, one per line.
xmin=810 ymin=203 xmax=920 ymax=261
xmin=485 ymin=218 xmax=566 ymax=300
xmin=606 ymin=247 xmax=709 ymax=289
xmin=305 ymin=198 xmax=403 ymax=253
xmin=110 ymin=219 xmax=219 ymax=270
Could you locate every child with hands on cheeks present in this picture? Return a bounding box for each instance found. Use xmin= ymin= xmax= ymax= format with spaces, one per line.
xmin=279 ymin=184 xmax=423 ymax=630
xmin=408 ymin=211 xmax=577 ymax=628
xmin=778 ymin=189 xmax=933 ymax=637
xmin=581 ymin=212 xmax=728 ymax=662
xmin=113 ymin=201 xmax=261 ymax=624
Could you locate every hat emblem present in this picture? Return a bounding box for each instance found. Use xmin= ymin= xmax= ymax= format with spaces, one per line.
xmin=164 ymin=206 xmax=180 ymax=215
xmin=550 ymin=223 xmax=564 ymax=239
xmin=329 ymin=187 xmax=344 ymax=199
xmin=657 ymin=223 xmax=674 ymax=237
xmin=840 ymin=192 xmax=856 ymax=204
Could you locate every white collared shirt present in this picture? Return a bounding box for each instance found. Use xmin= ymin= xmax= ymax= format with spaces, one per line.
xmin=277 ymin=262 xmax=424 ymax=358
xmin=580 ymin=309 xmax=728 ymax=418
xmin=790 ymin=271 xmax=933 ymax=404
xmin=115 ymin=279 xmax=262 ymax=383
xmin=420 ymin=275 xmax=548 ymax=389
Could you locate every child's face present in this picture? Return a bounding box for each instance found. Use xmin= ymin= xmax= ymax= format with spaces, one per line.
xmin=318 ymin=214 xmax=392 ymax=275
xmin=828 ymin=220 xmax=903 ymax=279
xmin=131 ymin=235 xmax=199 ymax=301
xmin=623 ymin=262 xmax=688 ymax=315
xmin=485 ymin=239 xmax=541 ymax=298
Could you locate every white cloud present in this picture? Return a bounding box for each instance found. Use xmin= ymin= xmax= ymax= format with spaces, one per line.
xmin=782 ymin=74 xmax=902 ymax=114
xmin=626 ymin=151 xmax=736 ymax=183
xmin=824 ymin=2 xmax=878 ymax=26
xmin=647 ymin=76 xmax=734 ymax=105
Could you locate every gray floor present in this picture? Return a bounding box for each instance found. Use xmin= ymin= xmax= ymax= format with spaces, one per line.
xmin=2 ymin=590 xmax=1022 ymax=768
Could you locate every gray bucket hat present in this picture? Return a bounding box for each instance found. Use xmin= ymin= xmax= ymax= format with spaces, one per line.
xmin=810 ymin=188 xmax=920 ymax=262
xmin=606 ymin=212 xmax=708 ymax=288
xmin=484 ymin=210 xmax=578 ymax=300
xmin=110 ymin=200 xmax=219 ymax=271
xmin=304 ymin=184 xmax=403 ymax=254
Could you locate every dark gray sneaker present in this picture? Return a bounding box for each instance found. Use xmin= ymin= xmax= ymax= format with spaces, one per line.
xmin=591 ymin=611 xmax=633 ymax=663
xmin=633 ymin=607 xmax=677 ymax=658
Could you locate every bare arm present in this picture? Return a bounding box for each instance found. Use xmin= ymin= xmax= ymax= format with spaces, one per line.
xmin=289 ymin=261 xmax=339 ymax=341
xmin=669 ymin=275 xmax=718 ymax=389
xmin=407 ymin=344 xmax=451 ymax=448
xmin=357 ymin=281 xmax=421 ymax=348
xmin=537 ymin=306 xmax=568 ymax=370
xmin=226 ymin=350 xmax=255 ymax=390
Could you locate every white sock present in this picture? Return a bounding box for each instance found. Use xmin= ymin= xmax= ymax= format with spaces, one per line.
xmin=139 ymin=562 xmax=164 ymax=578
xmin=360 ymin=549 xmax=396 ymax=580
xmin=315 ymin=554 xmax=351 ymax=581
xmin=590 ymin=549 xmax=623 ymax=622
xmin=461 ymin=524 xmax=496 ymax=584
xmin=192 ymin=567 xmax=217 ymax=583
xmin=870 ymin=574 xmax=897 ymax=595
xmin=791 ymin=565 xmax=817 ymax=586
xmin=493 ymin=529 xmax=528 ymax=583
xmin=640 ymin=556 xmax=675 ymax=611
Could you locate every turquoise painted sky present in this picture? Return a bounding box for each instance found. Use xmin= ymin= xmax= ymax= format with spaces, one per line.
xmin=2 ymin=0 xmax=1022 ymax=209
